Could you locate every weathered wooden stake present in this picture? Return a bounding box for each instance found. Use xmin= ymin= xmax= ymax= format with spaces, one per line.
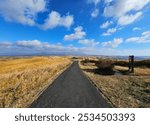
xmin=129 ymin=55 xmax=134 ymax=73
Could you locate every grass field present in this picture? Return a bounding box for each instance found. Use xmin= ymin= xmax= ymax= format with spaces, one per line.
xmin=80 ymin=58 xmax=150 ymax=108
xmin=0 ymin=56 xmax=71 ymax=108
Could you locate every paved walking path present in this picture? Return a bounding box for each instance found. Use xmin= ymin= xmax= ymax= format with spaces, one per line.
xmin=30 ymin=61 xmax=111 ymax=108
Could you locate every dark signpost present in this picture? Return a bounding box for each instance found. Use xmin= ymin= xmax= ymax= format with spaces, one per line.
xmin=129 ymin=55 xmax=134 ymax=73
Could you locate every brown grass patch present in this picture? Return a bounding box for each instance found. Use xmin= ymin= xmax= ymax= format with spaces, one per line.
xmin=0 ymin=56 xmax=71 ymax=108
xmin=79 ymin=59 xmax=150 ymax=108
xmin=115 ymin=66 xmax=150 ymax=76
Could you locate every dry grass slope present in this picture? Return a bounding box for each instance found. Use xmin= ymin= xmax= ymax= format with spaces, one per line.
xmin=0 ymin=56 xmax=71 ymax=108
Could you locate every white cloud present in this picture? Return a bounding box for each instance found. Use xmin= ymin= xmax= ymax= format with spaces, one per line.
xmin=64 ymin=26 xmax=86 ymax=41
xmin=7 ymin=39 xmax=99 ymax=55
xmin=118 ymin=12 xmax=142 ymax=26
xmin=1 ymin=39 xmax=150 ymax=56
xmin=104 ymin=0 xmax=150 ymax=17
xmin=15 ymin=40 xmax=72 ymax=51
xmin=104 ymin=0 xmax=150 ymax=25
xmin=0 ymin=42 xmax=12 ymax=47
xmin=88 ymin=0 xmax=101 ymax=6
xmin=16 ymin=40 xmax=61 ymax=49
xmin=40 ymin=11 xmax=74 ymax=30
xmin=102 ymin=38 xmax=123 ymax=48
xmin=126 ymin=30 xmax=150 ymax=43
xmin=78 ymin=39 xmax=99 ymax=47
xmin=102 ymin=28 xmax=117 ymax=36
xmin=0 ymin=1 xmax=74 ymax=30
xmin=133 ymin=27 xmax=141 ymax=31
xmin=104 ymin=0 xmax=114 ymax=4
xmin=16 ymin=40 xmax=43 ymax=48
xmin=88 ymin=0 xmax=100 ymax=18
xmin=142 ymin=31 xmax=150 ymax=36
xmin=100 ymin=21 xmax=113 ymax=29
xmin=0 ymin=0 xmax=47 ymax=26
xmin=126 ymin=37 xmax=139 ymax=42
xmin=91 ymin=48 xmax=150 ymax=56
xmin=91 ymin=9 xmax=99 ymax=18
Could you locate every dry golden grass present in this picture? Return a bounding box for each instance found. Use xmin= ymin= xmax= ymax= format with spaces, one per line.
xmin=115 ymin=66 xmax=150 ymax=76
xmin=80 ymin=59 xmax=150 ymax=108
xmin=0 ymin=56 xmax=71 ymax=108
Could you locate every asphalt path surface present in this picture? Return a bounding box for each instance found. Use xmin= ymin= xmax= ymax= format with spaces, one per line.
xmin=30 ymin=61 xmax=112 ymax=108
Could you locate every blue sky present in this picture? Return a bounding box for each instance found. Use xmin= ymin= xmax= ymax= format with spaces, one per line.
xmin=0 ymin=0 xmax=150 ymax=56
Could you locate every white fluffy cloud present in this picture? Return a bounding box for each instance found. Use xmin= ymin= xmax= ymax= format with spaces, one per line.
xmin=133 ymin=27 xmax=141 ymax=31
xmin=40 ymin=11 xmax=74 ymax=30
xmin=118 ymin=12 xmax=142 ymax=26
xmin=79 ymin=39 xmax=99 ymax=47
xmin=104 ymin=0 xmax=150 ymax=25
xmin=0 ymin=0 xmax=74 ymax=29
xmin=0 ymin=0 xmax=47 ymax=26
xmin=88 ymin=0 xmax=100 ymax=18
xmin=1 ymin=40 xmax=100 ymax=55
xmin=91 ymin=9 xmax=99 ymax=18
xmin=104 ymin=0 xmax=150 ymax=17
xmin=1 ymin=39 xmax=150 ymax=56
xmin=126 ymin=30 xmax=150 ymax=43
xmin=16 ymin=40 xmax=71 ymax=50
xmin=16 ymin=40 xmax=43 ymax=48
xmin=64 ymin=26 xmax=86 ymax=41
xmin=102 ymin=28 xmax=117 ymax=36
xmin=0 ymin=42 xmax=12 ymax=47
xmin=100 ymin=21 xmax=113 ymax=29
xmin=102 ymin=38 xmax=123 ymax=48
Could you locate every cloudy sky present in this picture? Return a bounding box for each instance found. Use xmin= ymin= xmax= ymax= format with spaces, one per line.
xmin=0 ymin=0 xmax=150 ymax=56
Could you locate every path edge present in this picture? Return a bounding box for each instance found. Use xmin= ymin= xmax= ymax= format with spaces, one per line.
xmin=78 ymin=61 xmax=115 ymax=108
xmin=28 ymin=61 xmax=73 ymax=108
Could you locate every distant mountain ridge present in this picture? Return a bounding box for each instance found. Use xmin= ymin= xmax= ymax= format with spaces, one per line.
xmin=94 ymin=55 xmax=150 ymax=60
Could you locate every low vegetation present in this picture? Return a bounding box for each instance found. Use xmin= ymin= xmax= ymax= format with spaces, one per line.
xmin=80 ymin=57 xmax=150 ymax=108
xmin=114 ymin=59 xmax=150 ymax=68
xmin=0 ymin=56 xmax=71 ymax=108
xmin=95 ymin=59 xmax=114 ymax=75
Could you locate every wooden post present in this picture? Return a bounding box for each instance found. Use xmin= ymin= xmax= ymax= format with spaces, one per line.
xmin=129 ymin=55 xmax=134 ymax=73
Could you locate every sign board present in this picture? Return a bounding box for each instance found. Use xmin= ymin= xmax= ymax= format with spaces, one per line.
xmin=129 ymin=55 xmax=134 ymax=73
